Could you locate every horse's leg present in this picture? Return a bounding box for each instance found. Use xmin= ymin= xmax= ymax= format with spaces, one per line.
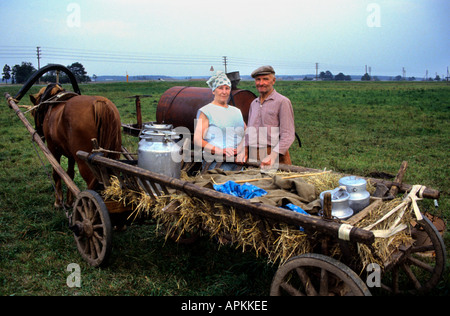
xmin=65 ymin=157 xmax=76 ymax=207
xmin=76 ymin=159 xmax=100 ymax=190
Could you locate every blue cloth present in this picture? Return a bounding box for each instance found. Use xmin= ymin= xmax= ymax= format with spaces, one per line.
xmin=284 ymin=203 xmax=310 ymax=216
xmin=284 ymin=203 xmax=309 ymax=232
xmin=213 ymin=181 xmax=267 ymax=199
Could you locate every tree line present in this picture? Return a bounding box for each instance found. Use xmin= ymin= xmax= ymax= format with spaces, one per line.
xmin=303 ymin=70 xmax=354 ymax=81
xmin=2 ymin=62 xmax=91 ymax=84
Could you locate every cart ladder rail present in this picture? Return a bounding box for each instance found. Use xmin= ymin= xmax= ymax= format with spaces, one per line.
xmin=77 ymin=150 xmax=375 ymax=245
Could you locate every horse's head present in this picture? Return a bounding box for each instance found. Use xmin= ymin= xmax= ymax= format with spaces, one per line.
xmin=29 ymin=83 xmax=65 ymax=137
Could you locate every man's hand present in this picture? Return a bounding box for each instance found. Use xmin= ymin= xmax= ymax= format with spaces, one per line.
xmin=260 ymin=151 xmax=279 ymax=168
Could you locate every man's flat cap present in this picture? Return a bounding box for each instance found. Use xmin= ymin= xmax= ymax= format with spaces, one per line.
xmin=251 ymin=65 xmax=275 ymax=78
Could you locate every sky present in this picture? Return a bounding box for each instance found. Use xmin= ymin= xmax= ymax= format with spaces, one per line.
xmin=0 ymin=0 xmax=449 ymax=78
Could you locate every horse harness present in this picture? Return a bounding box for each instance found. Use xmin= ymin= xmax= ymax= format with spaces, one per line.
xmin=34 ymin=85 xmax=79 ymax=137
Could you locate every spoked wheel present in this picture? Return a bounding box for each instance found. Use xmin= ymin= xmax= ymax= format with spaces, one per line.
xmin=270 ymin=253 xmax=371 ymax=296
xmin=71 ymin=190 xmax=112 ymax=267
xmin=381 ymin=215 xmax=446 ymax=294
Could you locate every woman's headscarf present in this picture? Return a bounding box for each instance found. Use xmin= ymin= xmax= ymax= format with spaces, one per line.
xmin=206 ymin=71 xmax=231 ymax=91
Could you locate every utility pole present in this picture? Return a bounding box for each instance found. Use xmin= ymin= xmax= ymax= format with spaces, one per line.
xmin=36 ymin=46 xmax=42 ymax=84
xmin=315 ymin=63 xmax=319 ymax=81
xmin=36 ymin=47 xmax=41 ymax=70
xmin=223 ymin=56 xmax=228 ymax=74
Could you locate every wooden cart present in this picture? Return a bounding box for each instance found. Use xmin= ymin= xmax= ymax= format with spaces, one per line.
xmin=5 ymin=86 xmax=446 ymax=296
xmin=73 ymin=150 xmax=446 ymax=296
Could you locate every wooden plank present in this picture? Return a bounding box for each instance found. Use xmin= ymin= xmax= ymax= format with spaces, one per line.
xmin=389 ymin=161 xmax=408 ymax=197
xmin=104 ymin=199 xmax=133 ymax=214
xmin=345 ymin=198 xmax=383 ymax=226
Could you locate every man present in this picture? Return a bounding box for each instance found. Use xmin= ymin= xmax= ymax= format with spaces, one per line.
xmin=246 ymin=66 xmax=295 ymax=168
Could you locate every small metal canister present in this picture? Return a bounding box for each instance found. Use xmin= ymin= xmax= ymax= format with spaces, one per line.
xmin=338 ymin=176 xmax=371 ymax=212
xmin=320 ymin=188 xmax=354 ymax=219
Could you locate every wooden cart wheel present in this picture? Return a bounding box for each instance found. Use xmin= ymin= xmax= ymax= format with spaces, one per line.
xmin=382 ymin=215 xmax=446 ymax=294
xmin=72 ymin=190 xmax=112 ymax=267
xmin=270 ymin=253 xmax=371 ymax=296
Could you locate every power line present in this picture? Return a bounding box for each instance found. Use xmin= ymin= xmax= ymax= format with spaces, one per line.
xmin=1 ymin=46 xmax=444 ymax=77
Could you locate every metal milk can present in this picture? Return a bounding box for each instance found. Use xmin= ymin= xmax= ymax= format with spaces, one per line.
xmin=138 ymin=131 xmax=182 ymax=179
xmin=141 ymin=122 xmax=173 ymax=135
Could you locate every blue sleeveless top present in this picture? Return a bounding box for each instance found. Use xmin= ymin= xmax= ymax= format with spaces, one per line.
xmin=197 ymin=103 xmax=245 ymax=149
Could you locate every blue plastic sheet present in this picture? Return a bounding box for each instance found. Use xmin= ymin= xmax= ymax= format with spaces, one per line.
xmin=284 ymin=203 xmax=310 ymax=216
xmin=213 ymin=181 xmax=267 ymax=199
xmin=283 ymin=203 xmax=309 ymax=232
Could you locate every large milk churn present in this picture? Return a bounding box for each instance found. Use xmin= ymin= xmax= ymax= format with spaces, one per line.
xmin=138 ymin=131 xmax=182 ymax=179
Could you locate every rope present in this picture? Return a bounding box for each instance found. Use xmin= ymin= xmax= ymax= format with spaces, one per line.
xmin=92 ymin=147 xmax=137 ymax=156
xmin=364 ymin=184 xmax=425 ymax=238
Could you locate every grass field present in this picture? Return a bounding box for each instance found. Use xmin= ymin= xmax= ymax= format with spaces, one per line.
xmin=0 ymin=80 xmax=449 ymax=296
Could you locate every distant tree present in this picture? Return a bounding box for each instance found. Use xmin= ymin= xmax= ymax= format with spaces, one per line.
xmin=335 ymin=72 xmax=352 ymax=81
xmin=12 ymin=62 xmax=37 ymax=84
xmin=361 ymin=73 xmax=371 ymax=81
xmin=335 ymin=73 xmax=345 ymax=81
xmin=2 ymin=64 xmax=11 ymax=84
xmin=68 ymin=62 xmax=91 ymax=83
xmin=41 ymin=67 xmax=58 ymax=83
xmin=319 ymin=70 xmax=334 ymax=80
xmin=434 ymin=75 xmax=441 ymax=81
xmin=41 ymin=62 xmax=91 ymax=84
xmin=393 ymin=75 xmax=403 ymax=81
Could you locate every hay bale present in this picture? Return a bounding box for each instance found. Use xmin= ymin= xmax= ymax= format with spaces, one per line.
xmin=101 ymin=171 xmax=412 ymax=268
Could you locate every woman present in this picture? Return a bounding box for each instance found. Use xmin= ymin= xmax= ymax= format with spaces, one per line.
xmin=194 ymin=71 xmax=246 ymax=170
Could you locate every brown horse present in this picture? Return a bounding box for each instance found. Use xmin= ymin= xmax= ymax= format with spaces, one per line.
xmin=30 ymin=83 xmax=122 ymax=208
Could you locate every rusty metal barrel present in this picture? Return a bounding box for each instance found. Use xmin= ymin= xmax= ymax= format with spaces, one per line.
xmin=156 ymin=86 xmax=256 ymax=133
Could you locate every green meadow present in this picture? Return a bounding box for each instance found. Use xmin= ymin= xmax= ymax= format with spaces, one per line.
xmin=0 ymin=80 xmax=448 ymax=295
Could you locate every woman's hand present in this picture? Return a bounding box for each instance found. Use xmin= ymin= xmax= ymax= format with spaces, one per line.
xmin=221 ymin=147 xmax=237 ymax=157
xmin=235 ymin=146 xmax=247 ymax=164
